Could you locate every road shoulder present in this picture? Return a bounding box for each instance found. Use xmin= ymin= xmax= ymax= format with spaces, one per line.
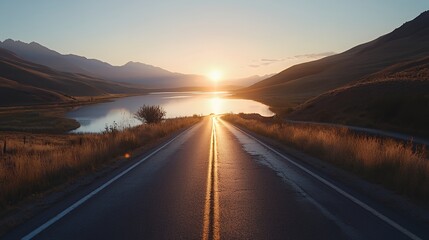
xmin=0 ymin=121 xmax=202 ymax=237
xmin=227 ymin=121 xmax=429 ymax=226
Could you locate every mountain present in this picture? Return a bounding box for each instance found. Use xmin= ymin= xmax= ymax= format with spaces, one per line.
xmin=0 ymin=39 xmax=207 ymax=89
xmin=238 ymin=11 xmax=429 ymax=106
xmin=0 ymin=40 xmax=87 ymax=73
xmin=288 ymin=56 xmax=429 ymax=137
xmin=0 ymin=48 xmax=142 ymax=106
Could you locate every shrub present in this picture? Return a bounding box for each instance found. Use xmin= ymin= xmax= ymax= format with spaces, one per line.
xmin=134 ymin=105 xmax=166 ymax=124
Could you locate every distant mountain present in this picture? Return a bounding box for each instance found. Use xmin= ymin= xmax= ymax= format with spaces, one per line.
xmin=238 ymin=10 xmax=429 ymax=105
xmin=0 ymin=39 xmax=207 ymax=88
xmin=0 ymin=40 xmax=87 ymax=73
xmin=0 ymin=48 xmax=142 ymax=106
xmin=222 ymin=74 xmax=275 ymax=88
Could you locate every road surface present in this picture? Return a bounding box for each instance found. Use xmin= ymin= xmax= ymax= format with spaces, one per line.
xmin=3 ymin=117 xmax=428 ymax=239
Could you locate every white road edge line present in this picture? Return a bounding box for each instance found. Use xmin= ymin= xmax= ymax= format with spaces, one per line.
xmin=226 ymin=121 xmax=422 ymax=240
xmin=22 ymin=124 xmax=197 ymax=240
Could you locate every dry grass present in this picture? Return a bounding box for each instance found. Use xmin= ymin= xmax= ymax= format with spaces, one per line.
xmin=0 ymin=116 xmax=201 ymax=211
xmin=222 ymin=114 xmax=429 ymax=200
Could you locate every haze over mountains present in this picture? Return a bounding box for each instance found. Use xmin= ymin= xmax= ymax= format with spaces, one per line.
xmin=0 ymin=39 xmax=268 ymax=89
xmin=0 ymin=39 xmax=271 ymax=106
xmin=222 ymin=74 xmax=275 ymax=88
xmin=0 ymin=39 xmax=208 ymax=89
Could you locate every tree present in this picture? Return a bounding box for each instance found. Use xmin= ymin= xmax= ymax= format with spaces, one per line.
xmin=134 ymin=105 xmax=166 ymax=124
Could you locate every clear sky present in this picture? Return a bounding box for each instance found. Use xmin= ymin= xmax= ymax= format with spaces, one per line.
xmin=0 ymin=0 xmax=428 ymax=79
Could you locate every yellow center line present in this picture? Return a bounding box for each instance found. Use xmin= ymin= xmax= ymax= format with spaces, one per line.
xmin=213 ymin=118 xmax=220 ymax=240
xmin=202 ymin=117 xmax=220 ymax=240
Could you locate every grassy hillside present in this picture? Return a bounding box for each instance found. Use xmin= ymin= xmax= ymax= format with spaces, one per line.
xmin=0 ymin=48 xmax=143 ymax=106
xmin=288 ymin=57 xmax=429 ymax=137
xmin=0 ymin=77 xmax=70 ymax=106
xmin=237 ymin=11 xmax=429 ymax=107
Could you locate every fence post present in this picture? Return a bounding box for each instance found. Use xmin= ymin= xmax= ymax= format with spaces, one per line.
xmin=3 ymin=140 xmax=6 ymax=154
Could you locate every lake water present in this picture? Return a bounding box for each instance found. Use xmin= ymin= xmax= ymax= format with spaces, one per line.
xmin=67 ymin=92 xmax=273 ymax=133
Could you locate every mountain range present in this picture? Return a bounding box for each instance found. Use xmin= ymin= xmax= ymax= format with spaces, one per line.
xmin=0 ymin=39 xmax=267 ymax=90
xmin=0 ymin=39 xmax=270 ymax=106
xmin=0 ymin=39 xmax=208 ymax=89
xmin=0 ymin=48 xmax=141 ymax=106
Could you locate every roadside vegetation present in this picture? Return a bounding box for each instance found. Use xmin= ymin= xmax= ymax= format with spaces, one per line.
xmin=0 ymin=112 xmax=201 ymax=212
xmin=0 ymin=108 xmax=79 ymax=133
xmin=222 ymin=113 xmax=429 ymax=201
xmin=134 ymin=105 xmax=166 ymax=124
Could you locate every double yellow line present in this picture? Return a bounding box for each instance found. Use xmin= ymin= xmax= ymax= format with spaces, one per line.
xmin=202 ymin=117 xmax=220 ymax=240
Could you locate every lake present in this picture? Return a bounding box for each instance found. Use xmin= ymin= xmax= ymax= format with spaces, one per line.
xmin=67 ymin=92 xmax=273 ymax=133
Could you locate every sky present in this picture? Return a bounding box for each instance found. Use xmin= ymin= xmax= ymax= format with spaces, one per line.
xmin=0 ymin=0 xmax=428 ymax=79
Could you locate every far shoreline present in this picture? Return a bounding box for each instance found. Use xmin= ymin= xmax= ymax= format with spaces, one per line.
xmin=0 ymin=93 xmax=145 ymax=134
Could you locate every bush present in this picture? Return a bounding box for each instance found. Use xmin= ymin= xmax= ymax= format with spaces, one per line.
xmin=134 ymin=105 xmax=166 ymax=124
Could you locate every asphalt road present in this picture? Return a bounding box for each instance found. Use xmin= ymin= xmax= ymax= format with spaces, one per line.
xmin=4 ymin=117 xmax=428 ymax=240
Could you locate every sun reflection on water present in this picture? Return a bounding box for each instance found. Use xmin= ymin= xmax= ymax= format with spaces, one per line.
xmin=210 ymin=97 xmax=222 ymax=115
xmin=68 ymin=92 xmax=273 ymax=133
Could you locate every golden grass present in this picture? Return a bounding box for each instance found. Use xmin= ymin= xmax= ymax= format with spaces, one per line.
xmin=0 ymin=116 xmax=201 ymax=211
xmin=222 ymin=114 xmax=429 ymax=200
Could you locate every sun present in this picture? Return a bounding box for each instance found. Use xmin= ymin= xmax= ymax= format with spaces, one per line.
xmin=208 ymin=70 xmax=222 ymax=82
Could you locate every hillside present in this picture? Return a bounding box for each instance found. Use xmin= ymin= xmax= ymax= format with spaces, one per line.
xmin=0 ymin=48 xmax=142 ymax=106
xmin=288 ymin=56 xmax=429 ymax=137
xmin=0 ymin=39 xmax=207 ymax=89
xmin=237 ymin=11 xmax=429 ymax=106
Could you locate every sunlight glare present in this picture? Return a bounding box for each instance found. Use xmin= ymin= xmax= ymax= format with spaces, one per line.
xmin=209 ymin=70 xmax=222 ymax=82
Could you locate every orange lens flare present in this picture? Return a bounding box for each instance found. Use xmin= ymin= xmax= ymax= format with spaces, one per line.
xmin=124 ymin=153 xmax=131 ymax=159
